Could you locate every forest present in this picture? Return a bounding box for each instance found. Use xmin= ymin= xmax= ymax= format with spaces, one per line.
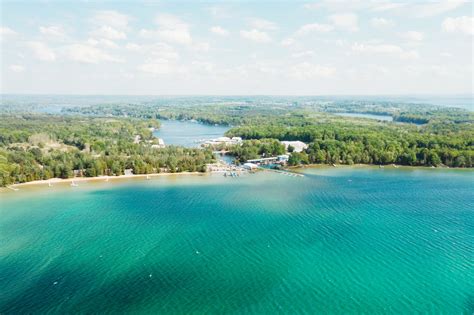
xmin=62 ymin=101 xmax=473 ymax=168
xmin=225 ymin=119 xmax=473 ymax=167
xmin=1 ymin=97 xmax=472 ymax=186
xmin=0 ymin=115 xmax=215 ymax=186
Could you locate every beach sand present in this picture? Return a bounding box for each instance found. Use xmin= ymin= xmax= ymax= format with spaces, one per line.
xmin=7 ymin=172 xmax=204 ymax=189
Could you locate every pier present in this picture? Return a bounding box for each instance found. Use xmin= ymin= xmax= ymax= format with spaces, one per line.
xmin=258 ymin=167 xmax=304 ymax=177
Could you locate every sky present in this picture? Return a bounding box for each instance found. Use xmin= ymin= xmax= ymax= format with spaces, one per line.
xmin=1 ymin=0 xmax=473 ymax=95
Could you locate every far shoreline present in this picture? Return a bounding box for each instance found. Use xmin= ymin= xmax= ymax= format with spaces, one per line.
xmin=286 ymin=163 xmax=468 ymax=171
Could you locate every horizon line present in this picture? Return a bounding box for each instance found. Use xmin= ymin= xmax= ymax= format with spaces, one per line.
xmin=1 ymin=93 xmax=473 ymax=97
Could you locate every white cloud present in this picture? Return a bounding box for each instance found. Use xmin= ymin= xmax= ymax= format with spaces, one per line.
xmin=296 ymin=23 xmax=333 ymax=36
xmin=289 ymin=62 xmax=335 ymax=79
xmin=291 ymin=50 xmax=315 ymax=58
xmin=240 ymin=29 xmax=271 ymax=43
xmin=351 ymin=42 xmax=419 ymax=59
xmin=399 ymin=50 xmax=420 ymax=60
xmin=281 ymin=38 xmax=295 ymax=46
xmin=413 ymin=0 xmax=466 ymax=18
xmin=302 ymin=3 xmax=322 ymax=10
xmin=371 ymin=3 xmax=407 ymax=12
xmin=191 ymin=61 xmax=215 ymax=74
xmin=39 ymin=25 xmax=66 ymax=38
xmin=64 ymin=44 xmax=123 ymax=63
xmin=87 ymin=38 xmax=119 ymax=49
xmin=303 ymin=1 xmax=372 ymax=12
xmin=140 ymin=14 xmax=192 ymax=45
xmin=442 ymin=16 xmax=474 ymax=35
xmin=399 ymin=31 xmax=424 ymax=41
xmin=93 ymin=10 xmax=131 ymax=30
xmin=9 ymin=64 xmax=25 ymax=72
xmin=126 ymin=42 xmax=179 ymax=60
xmin=370 ymin=18 xmax=395 ymax=28
xmin=249 ymin=18 xmax=278 ymax=30
xmin=138 ymin=58 xmax=185 ymax=75
xmin=90 ymin=25 xmax=126 ymax=40
xmin=1 ymin=26 xmax=17 ymax=36
xmin=329 ymin=13 xmax=359 ymax=32
xmin=193 ymin=42 xmax=210 ymax=52
xmin=125 ymin=42 xmax=141 ymax=51
xmin=210 ymin=26 xmax=229 ymax=36
xmin=27 ymin=41 xmax=56 ymax=61
xmin=352 ymin=43 xmax=402 ymax=54
xmin=156 ymin=43 xmax=177 ymax=58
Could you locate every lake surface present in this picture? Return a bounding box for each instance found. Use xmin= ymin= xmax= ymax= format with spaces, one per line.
xmin=1 ymin=167 xmax=473 ymax=313
xmin=153 ymin=120 xmax=229 ymax=147
xmin=334 ymin=112 xmax=393 ymax=121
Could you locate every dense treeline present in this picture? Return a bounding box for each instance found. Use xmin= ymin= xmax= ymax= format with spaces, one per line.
xmin=63 ymin=99 xmax=473 ymax=126
xmin=1 ymin=98 xmax=472 ymax=186
xmin=62 ymin=103 xmax=303 ymax=127
xmin=226 ymin=122 xmax=474 ymax=167
xmin=0 ymin=115 xmax=215 ymax=186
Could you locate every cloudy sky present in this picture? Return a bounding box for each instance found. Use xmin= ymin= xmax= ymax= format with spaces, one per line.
xmin=1 ymin=0 xmax=473 ymax=95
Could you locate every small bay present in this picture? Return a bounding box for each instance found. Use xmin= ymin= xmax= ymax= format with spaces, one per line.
xmin=153 ymin=120 xmax=229 ymax=147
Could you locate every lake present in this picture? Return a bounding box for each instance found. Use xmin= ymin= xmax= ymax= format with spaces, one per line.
xmin=153 ymin=120 xmax=229 ymax=147
xmin=335 ymin=112 xmax=393 ymax=121
xmin=1 ymin=167 xmax=473 ymax=313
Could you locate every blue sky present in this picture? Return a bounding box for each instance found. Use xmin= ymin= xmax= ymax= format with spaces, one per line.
xmin=1 ymin=0 xmax=472 ymax=95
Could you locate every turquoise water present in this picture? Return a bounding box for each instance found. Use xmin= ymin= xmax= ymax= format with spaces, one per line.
xmin=1 ymin=167 xmax=473 ymax=313
xmin=153 ymin=120 xmax=229 ymax=147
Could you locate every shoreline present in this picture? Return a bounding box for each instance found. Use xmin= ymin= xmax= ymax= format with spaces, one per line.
xmin=5 ymin=172 xmax=205 ymax=189
xmin=2 ymin=164 xmax=472 ymax=192
xmin=285 ymin=163 xmax=470 ymax=172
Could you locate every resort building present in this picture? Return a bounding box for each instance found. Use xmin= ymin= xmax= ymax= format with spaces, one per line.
xmin=281 ymin=141 xmax=308 ymax=153
xmin=246 ymin=155 xmax=289 ymax=166
xmin=202 ymin=137 xmax=243 ymax=147
xmin=243 ymin=162 xmax=259 ymax=170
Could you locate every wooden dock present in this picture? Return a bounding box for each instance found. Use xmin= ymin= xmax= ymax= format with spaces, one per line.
xmin=258 ymin=167 xmax=304 ymax=177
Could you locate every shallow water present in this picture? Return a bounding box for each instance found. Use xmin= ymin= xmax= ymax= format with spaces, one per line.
xmin=1 ymin=167 xmax=473 ymax=313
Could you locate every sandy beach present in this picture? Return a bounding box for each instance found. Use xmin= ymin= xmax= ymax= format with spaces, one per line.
xmin=7 ymin=172 xmax=204 ymax=189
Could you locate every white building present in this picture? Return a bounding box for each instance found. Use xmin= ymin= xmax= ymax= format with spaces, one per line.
xmin=203 ymin=137 xmax=243 ymax=147
xmin=243 ymin=162 xmax=258 ymax=170
xmin=151 ymin=138 xmax=165 ymax=149
xmin=281 ymin=141 xmax=308 ymax=153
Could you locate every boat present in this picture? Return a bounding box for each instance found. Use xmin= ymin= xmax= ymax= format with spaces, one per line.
xmin=70 ymin=181 xmax=78 ymax=187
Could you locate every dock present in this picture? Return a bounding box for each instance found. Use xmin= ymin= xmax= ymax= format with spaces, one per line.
xmin=259 ymin=167 xmax=304 ymax=177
